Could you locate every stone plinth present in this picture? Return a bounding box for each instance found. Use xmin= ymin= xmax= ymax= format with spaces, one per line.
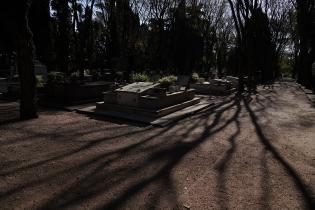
xmin=96 ymin=82 xmax=201 ymax=121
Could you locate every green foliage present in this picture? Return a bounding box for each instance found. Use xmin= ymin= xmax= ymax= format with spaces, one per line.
xmin=279 ymin=57 xmax=293 ymax=76
xmin=158 ymin=75 xmax=178 ymax=88
xmin=132 ymin=73 xmax=150 ymax=82
xmin=36 ymin=75 xmax=45 ymax=88
xmin=48 ymin=71 xmax=65 ymax=84
xmin=191 ymin=72 xmax=199 ymax=83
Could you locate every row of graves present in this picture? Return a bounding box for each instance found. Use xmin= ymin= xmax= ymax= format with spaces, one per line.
xmin=78 ymin=75 xmax=239 ymax=126
xmin=0 ymin=60 xmax=48 ymax=99
xmin=0 ymin=61 xmax=115 ymax=106
xmin=0 ymin=61 xmax=239 ymax=125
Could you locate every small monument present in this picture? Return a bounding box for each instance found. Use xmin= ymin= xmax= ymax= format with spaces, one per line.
xmin=74 ymin=81 xmax=212 ymax=125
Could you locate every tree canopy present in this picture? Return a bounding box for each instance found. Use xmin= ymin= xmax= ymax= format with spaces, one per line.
xmin=0 ymin=0 xmax=314 ymax=118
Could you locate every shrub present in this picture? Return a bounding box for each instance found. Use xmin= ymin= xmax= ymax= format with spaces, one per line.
xmin=133 ymin=73 xmax=150 ymax=82
xmin=48 ymin=71 xmax=65 ymax=84
xmin=191 ymin=72 xmax=199 ymax=83
xmin=279 ymin=57 xmax=293 ymax=77
xmin=158 ymin=75 xmax=177 ymax=89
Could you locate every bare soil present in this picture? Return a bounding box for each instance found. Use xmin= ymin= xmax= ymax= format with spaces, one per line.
xmin=0 ymin=82 xmax=314 ymax=210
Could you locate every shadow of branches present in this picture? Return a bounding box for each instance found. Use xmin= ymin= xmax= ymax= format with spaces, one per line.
xmin=0 ymin=86 xmax=314 ymax=210
xmin=243 ymin=92 xmax=315 ymax=209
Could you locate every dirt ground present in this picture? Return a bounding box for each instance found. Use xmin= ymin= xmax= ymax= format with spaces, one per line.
xmin=0 ymin=82 xmax=314 ymax=210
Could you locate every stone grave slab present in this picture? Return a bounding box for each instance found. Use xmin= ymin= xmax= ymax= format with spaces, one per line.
xmin=78 ymin=81 xmax=210 ymax=125
xmin=115 ymin=82 xmax=159 ymax=107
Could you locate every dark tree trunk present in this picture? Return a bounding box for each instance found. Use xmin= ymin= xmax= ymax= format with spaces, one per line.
xmin=238 ymin=48 xmax=245 ymax=92
xmin=108 ymin=0 xmax=119 ymax=70
xmin=297 ymin=43 xmax=312 ymax=87
xmin=28 ymin=0 xmax=51 ymax=66
xmin=16 ymin=0 xmax=37 ymax=119
xmin=56 ymin=0 xmax=70 ymax=75
xmin=296 ymin=0 xmax=314 ymax=88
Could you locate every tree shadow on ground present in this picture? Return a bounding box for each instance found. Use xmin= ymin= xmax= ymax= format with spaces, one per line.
xmin=214 ymin=95 xmax=242 ymax=210
xmin=243 ymin=92 xmax=315 ymax=209
xmin=0 ymin=86 xmax=314 ymax=209
xmin=87 ymin=114 xmax=150 ymax=127
xmin=35 ymin=95 xmax=239 ymax=209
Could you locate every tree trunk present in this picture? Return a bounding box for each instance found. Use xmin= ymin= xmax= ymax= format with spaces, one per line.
xmin=56 ymin=0 xmax=70 ymax=75
xmin=297 ymin=43 xmax=312 ymax=87
xmin=28 ymin=0 xmax=51 ymax=66
xmin=296 ymin=0 xmax=314 ymax=88
xmin=16 ymin=0 xmax=37 ymax=119
xmin=108 ymin=0 xmax=119 ymax=70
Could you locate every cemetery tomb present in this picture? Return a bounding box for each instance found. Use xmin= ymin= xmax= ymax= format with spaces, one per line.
xmin=77 ymin=82 xmax=212 ymax=125
xmin=97 ymin=82 xmax=200 ymax=117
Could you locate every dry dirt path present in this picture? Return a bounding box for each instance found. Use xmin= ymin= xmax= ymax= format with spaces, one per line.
xmin=0 ymin=82 xmax=314 ymax=210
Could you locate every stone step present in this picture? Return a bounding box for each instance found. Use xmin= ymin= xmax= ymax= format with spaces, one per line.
xmin=95 ymin=98 xmax=201 ymax=118
xmin=77 ymin=106 xmax=155 ymax=123
xmin=78 ymin=97 xmax=213 ymax=126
